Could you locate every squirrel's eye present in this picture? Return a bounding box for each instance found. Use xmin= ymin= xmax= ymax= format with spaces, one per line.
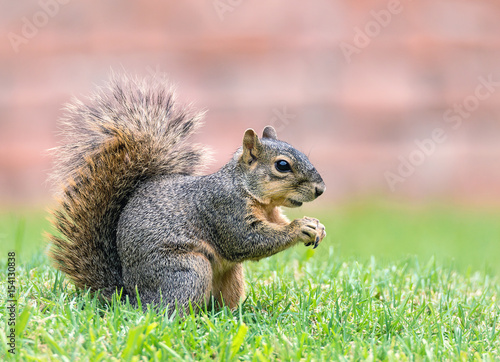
xmin=275 ymin=160 xmax=292 ymax=173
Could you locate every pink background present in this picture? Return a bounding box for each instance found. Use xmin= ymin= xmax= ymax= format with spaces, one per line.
xmin=2 ymin=0 xmax=500 ymax=206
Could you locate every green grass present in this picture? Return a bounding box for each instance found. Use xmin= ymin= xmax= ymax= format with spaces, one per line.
xmin=311 ymin=201 xmax=500 ymax=276
xmin=1 ymin=203 xmax=499 ymax=360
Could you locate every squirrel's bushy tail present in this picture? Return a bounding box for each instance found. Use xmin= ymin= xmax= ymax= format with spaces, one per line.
xmin=48 ymin=74 xmax=209 ymax=299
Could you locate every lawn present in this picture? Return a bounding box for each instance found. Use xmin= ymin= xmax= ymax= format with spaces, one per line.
xmin=0 ymin=203 xmax=499 ymax=360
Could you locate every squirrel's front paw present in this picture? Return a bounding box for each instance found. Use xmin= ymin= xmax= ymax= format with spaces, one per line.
xmin=291 ymin=216 xmax=326 ymax=249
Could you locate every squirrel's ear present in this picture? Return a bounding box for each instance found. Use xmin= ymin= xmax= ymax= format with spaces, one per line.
xmin=262 ymin=125 xmax=278 ymax=140
xmin=242 ymin=129 xmax=262 ymax=165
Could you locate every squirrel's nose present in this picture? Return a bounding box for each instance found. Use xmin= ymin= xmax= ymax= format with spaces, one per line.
xmin=315 ymin=184 xmax=325 ymax=198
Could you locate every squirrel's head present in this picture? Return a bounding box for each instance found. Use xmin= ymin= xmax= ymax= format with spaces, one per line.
xmin=237 ymin=125 xmax=325 ymax=208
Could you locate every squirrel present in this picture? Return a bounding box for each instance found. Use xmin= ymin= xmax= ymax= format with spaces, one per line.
xmin=47 ymin=74 xmax=326 ymax=315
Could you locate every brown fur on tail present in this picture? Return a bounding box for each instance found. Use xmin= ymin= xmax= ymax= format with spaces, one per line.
xmin=47 ymin=74 xmax=210 ymax=299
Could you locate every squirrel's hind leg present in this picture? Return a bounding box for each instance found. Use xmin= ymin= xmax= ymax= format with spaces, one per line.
xmin=125 ymin=252 xmax=213 ymax=316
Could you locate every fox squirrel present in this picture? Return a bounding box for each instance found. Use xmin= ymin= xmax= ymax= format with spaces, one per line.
xmin=48 ymin=74 xmax=326 ymax=315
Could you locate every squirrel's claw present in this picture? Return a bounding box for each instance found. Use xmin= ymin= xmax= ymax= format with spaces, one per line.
xmin=296 ymin=217 xmax=325 ymax=248
xmin=305 ymin=237 xmax=320 ymax=248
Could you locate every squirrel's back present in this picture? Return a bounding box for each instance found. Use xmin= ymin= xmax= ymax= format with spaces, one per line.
xmin=48 ymin=74 xmax=210 ymax=299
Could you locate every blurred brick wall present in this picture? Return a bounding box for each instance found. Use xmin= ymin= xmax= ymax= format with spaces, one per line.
xmin=1 ymin=0 xmax=500 ymax=205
